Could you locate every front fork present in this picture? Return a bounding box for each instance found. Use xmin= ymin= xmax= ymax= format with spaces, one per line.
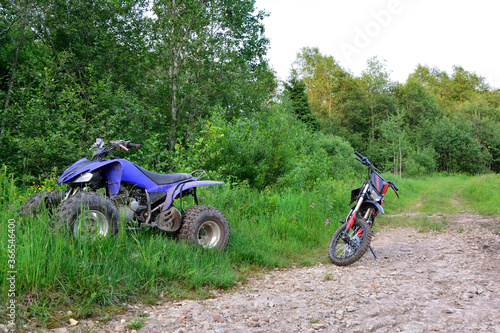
xmin=342 ymin=185 xmax=377 ymax=258
xmin=346 ymin=183 xmax=370 ymax=231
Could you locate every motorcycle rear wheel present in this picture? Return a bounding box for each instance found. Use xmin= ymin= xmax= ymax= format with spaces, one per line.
xmin=328 ymin=218 xmax=372 ymax=266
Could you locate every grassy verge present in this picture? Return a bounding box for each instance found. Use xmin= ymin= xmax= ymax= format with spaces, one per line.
xmin=0 ymin=168 xmax=352 ymax=329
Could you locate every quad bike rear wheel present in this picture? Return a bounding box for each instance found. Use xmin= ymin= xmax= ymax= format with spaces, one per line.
xmin=178 ymin=205 xmax=230 ymax=249
xmin=54 ymin=191 xmax=120 ymax=241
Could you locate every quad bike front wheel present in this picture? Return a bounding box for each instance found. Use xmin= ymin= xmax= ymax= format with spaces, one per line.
xmin=328 ymin=218 xmax=372 ymax=266
xmin=20 ymin=190 xmax=64 ymax=217
xmin=54 ymin=191 xmax=120 ymax=241
xmin=178 ymin=205 xmax=230 ymax=249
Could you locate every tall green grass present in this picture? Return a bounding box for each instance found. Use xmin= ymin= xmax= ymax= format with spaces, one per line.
xmin=460 ymin=174 xmax=500 ymax=215
xmin=0 ymin=167 xmax=353 ymax=328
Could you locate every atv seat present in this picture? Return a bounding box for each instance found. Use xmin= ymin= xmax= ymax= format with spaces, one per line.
xmin=134 ymin=164 xmax=192 ymax=185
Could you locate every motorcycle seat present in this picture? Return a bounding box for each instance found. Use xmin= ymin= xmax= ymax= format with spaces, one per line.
xmin=134 ymin=164 xmax=193 ymax=185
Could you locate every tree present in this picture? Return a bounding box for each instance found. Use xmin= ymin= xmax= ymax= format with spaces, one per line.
xmin=293 ymin=47 xmax=351 ymax=119
xmin=377 ymin=109 xmax=407 ymax=175
xmin=430 ymin=116 xmax=490 ymax=173
xmin=360 ymin=57 xmax=396 ymax=147
xmin=450 ymin=66 xmax=489 ymax=103
xmin=395 ymin=78 xmax=443 ymax=128
xmin=0 ymin=0 xmax=151 ymax=180
xmin=284 ymin=74 xmax=319 ymax=131
xmin=149 ymin=0 xmax=273 ymax=148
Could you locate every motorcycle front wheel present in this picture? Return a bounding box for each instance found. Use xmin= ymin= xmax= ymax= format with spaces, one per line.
xmin=328 ymin=218 xmax=372 ymax=266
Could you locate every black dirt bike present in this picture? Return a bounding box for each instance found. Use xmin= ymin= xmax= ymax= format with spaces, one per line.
xmin=328 ymin=151 xmax=399 ymax=266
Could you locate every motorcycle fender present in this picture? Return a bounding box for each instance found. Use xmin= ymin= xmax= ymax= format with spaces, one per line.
xmin=160 ymin=180 xmax=224 ymax=211
xmin=363 ymin=200 xmax=384 ymax=215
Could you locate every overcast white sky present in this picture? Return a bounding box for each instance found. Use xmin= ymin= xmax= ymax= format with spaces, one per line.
xmin=253 ymin=0 xmax=500 ymax=88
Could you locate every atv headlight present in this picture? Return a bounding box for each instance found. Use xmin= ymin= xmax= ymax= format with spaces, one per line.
xmin=73 ymin=172 xmax=94 ymax=183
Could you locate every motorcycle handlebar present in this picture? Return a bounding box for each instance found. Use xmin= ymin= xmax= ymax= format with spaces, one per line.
xmin=354 ymin=151 xmax=371 ymax=166
xmin=387 ymin=180 xmax=399 ymax=191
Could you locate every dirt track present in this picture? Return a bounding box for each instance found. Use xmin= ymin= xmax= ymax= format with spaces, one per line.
xmin=35 ymin=213 xmax=500 ymax=333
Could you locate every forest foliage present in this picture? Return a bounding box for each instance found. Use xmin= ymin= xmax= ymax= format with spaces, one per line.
xmin=1 ymin=0 xmax=500 ymax=187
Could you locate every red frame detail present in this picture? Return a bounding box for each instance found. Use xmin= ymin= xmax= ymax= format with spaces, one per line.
xmin=381 ymin=182 xmax=389 ymax=194
xmin=347 ymin=211 xmax=357 ymax=230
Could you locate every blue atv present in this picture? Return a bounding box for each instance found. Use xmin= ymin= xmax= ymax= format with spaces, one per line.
xmin=21 ymin=138 xmax=230 ymax=249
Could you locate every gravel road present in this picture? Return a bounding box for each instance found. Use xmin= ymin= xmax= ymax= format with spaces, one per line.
xmin=32 ymin=213 xmax=500 ymax=333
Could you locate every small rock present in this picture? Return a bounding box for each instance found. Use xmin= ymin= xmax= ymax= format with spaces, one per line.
xmin=52 ymin=328 xmax=68 ymax=333
xmin=311 ymin=323 xmax=327 ymax=330
xmin=69 ymin=318 xmax=78 ymax=326
xmin=461 ymin=292 xmax=474 ymax=300
xmin=214 ymin=314 xmax=224 ymax=323
xmin=429 ymin=324 xmax=445 ymax=331
xmin=467 ymin=286 xmax=478 ymax=294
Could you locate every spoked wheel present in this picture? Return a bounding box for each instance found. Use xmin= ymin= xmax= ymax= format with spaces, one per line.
xmin=54 ymin=191 xmax=120 ymax=241
xmin=178 ymin=205 xmax=230 ymax=250
xmin=328 ymin=218 xmax=372 ymax=266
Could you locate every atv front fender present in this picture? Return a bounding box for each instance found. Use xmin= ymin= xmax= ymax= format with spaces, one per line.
xmin=58 ymin=159 xmax=123 ymax=197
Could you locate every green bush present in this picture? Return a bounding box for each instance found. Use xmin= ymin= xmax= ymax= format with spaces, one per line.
xmin=201 ymin=106 xmax=357 ymax=190
xmin=404 ymin=147 xmax=437 ymax=177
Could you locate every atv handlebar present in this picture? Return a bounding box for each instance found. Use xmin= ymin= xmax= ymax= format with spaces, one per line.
xmin=90 ymin=139 xmax=141 ymax=160
xmin=108 ymin=140 xmax=142 ymax=151
xmin=125 ymin=141 xmax=142 ymax=150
